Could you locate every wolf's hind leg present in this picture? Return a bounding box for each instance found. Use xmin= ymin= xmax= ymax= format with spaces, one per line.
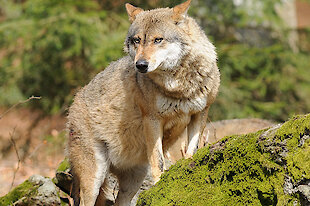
xmin=113 ymin=165 xmax=148 ymax=206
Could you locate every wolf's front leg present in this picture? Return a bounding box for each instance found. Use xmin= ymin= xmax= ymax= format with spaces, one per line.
xmin=185 ymin=108 xmax=209 ymax=158
xmin=143 ymin=117 xmax=165 ymax=183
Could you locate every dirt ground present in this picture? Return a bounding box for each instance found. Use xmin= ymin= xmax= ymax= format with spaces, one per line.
xmin=0 ymin=107 xmax=66 ymax=196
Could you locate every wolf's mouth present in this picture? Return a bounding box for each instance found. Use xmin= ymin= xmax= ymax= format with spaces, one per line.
xmin=137 ymin=67 xmax=148 ymax=73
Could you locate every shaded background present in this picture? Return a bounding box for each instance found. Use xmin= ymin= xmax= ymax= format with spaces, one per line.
xmin=0 ymin=0 xmax=309 ymax=196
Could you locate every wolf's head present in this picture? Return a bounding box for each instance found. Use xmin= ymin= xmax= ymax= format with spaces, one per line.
xmin=124 ymin=0 xmax=192 ymax=73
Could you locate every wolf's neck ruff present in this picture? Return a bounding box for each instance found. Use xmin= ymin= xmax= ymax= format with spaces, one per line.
xmin=145 ymin=52 xmax=215 ymax=99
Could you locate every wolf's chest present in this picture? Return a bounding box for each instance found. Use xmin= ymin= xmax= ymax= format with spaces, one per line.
xmin=155 ymin=93 xmax=207 ymax=116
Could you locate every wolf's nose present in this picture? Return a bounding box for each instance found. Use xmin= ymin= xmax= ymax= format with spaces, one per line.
xmin=136 ymin=59 xmax=149 ymax=73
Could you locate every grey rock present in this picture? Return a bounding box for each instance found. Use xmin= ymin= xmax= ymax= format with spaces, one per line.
xmin=28 ymin=175 xmax=61 ymax=205
xmin=298 ymin=185 xmax=310 ymax=202
xmin=28 ymin=174 xmax=49 ymax=185
xmin=283 ymin=175 xmax=295 ymax=195
xmin=35 ymin=181 xmax=61 ymax=205
xmin=283 ymin=175 xmax=310 ymax=205
xmin=299 ymin=135 xmax=310 ymax=147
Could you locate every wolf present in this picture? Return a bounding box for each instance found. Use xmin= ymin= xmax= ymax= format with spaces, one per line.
xmin=66 ymin=0 xmax=220 ymax=205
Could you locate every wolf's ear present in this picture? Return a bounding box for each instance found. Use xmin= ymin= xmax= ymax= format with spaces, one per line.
xmin=125 ymin=3 xmax=144 ymax=23
xmin=172 ymin=0 xmax=191 ymax=22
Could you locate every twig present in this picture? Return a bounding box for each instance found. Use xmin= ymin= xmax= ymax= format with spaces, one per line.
xmin=0 ymin=96 xmax=41 ymax=120
xmin=9 ymin=127 xmax=20 ymax=191
xmin=66 ymin=191 xmax=74 ymax=206
xmin=12 ymin=197 xmax=26 ymax=206
xmin=69 ymin=197 xmax=74 ymax=206
xmin=28 ymin=142 xmax=44 ymax=160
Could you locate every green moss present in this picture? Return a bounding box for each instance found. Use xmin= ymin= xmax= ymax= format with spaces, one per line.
xmin=286 ymin=138 xmax=310 ymax=182
xmin=137 ymin=114 xmax=310 ymax=206
xmin=53 ymin=158 xmax=73 ymax=195
xmin=0 ymin=180 xmax=38 ymax=206
xmin=56 ymin=157 xmax=70 ymax=173
xmin=267 ymin=114 xmax=310 ymax=183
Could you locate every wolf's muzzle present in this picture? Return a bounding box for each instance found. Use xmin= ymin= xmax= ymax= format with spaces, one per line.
xmin=136 ymin=59 xmax=149 ymax=73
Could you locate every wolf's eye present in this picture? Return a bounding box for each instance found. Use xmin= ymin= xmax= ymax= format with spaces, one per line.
xmin=132 ymin=37 xmax=140 ymax=44
xmin=154 ymin=38 xmax=163 ymax=44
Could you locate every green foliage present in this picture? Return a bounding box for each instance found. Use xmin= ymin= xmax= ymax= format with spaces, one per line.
xmin=190 ymin=0 xmax=284 ymax=43
xmin=0 ymin=0 xmax=128 ymax=113
xmin=209 ymin=44 xmax=310 ymax=121
xmin=137 ymin=114 xmax=310 ymax=205
xmin=0 ymin=0 xmax=309 ymax=120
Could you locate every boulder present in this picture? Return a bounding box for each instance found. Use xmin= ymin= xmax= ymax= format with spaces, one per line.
xmin=0 ymin=175 xmax=61 ymax=206
xmin=137 ymin=114 xmax=310 ymax=205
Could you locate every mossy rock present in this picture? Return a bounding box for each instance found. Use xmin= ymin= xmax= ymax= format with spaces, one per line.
xmin=0 ymin=175 xmax=61 ymax=206
xmin=0 ymin=180 xmax=38 ymax=206
xmin=137 ymin=114 xmax=310 ymax=206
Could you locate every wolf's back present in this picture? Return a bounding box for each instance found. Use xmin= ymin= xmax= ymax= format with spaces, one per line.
xmin=77 ymin=56 xmax=134 ymax=107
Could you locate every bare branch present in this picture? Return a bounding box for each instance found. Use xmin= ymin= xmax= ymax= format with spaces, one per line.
xmin=68 ymin=196 xmax=74 ymax=206
xmin=9 ymin=127 xmax=21 ymax=191
xmin=0 ymin=96 xmax=41 ymax=120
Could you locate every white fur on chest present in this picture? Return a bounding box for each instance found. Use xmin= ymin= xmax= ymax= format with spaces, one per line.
xmin=156 ymin=93 xmax=207 ymax=115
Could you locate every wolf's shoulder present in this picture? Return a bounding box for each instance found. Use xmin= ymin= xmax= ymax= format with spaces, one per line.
xmin=93 ymin=56 xmax=133 ymax=80
xmin=75 ymin=56 xmax=134 ymax=103
xmin=85 ymin=56 xmax=133 ymax=87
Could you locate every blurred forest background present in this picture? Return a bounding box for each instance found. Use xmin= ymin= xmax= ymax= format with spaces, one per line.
xmin=0 ymin=0 xmax=310 ymax=196
xmin=0 ymin=0 xmax=310 ymax=121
